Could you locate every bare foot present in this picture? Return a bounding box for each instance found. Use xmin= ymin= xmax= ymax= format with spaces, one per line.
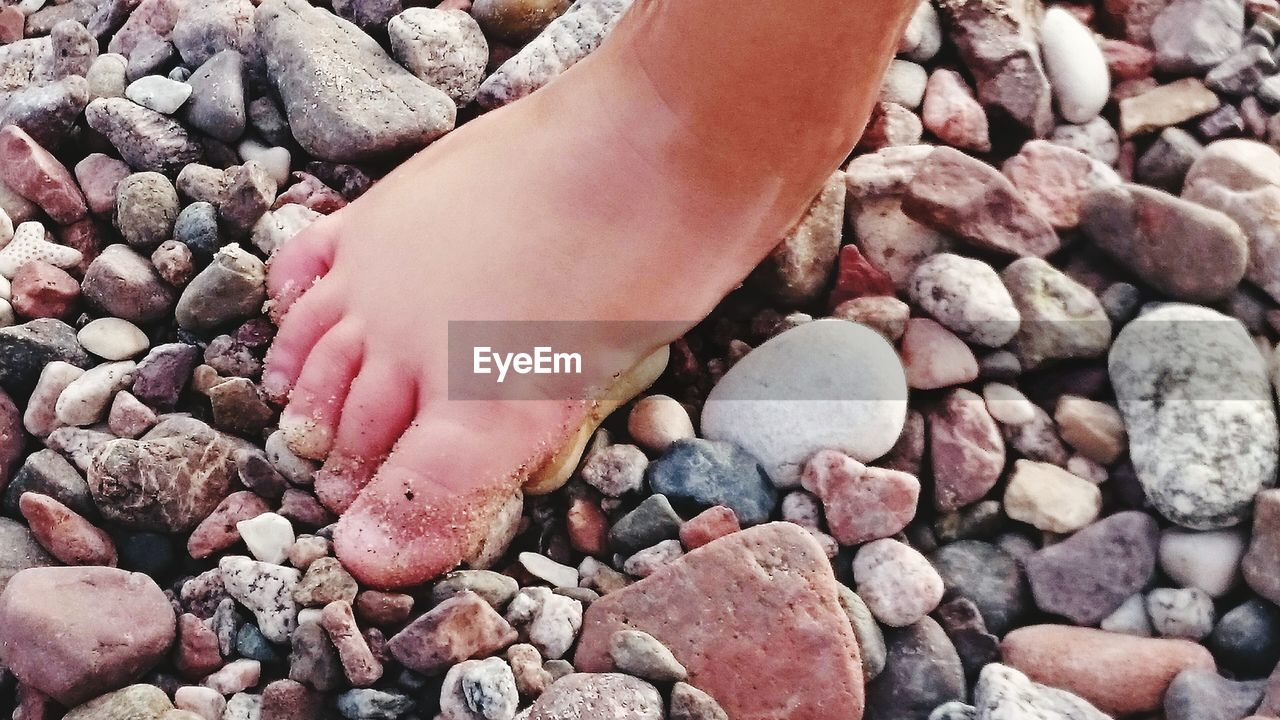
xmin=265 ymin=0 xmax=914 ymax=588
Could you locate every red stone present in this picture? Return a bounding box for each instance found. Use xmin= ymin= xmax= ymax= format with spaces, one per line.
xmin=386 ymin=591 xmax=518 ymax=674
xmin=173 ymin=612 xmax=222 ymax=680
xmin=928 ymin=388 xmax=1005 ymax=512
xmin=575 ymin=523 xmax=863 ymax=720
xmin=801 ymin=450 xmax=919 ymax=545
xmin=10 ymin=262 xmax=78 ymax=319
xmin=1002 ymin=625 xmax=1215 ymax=715
xmin=262 ymin=679 xmax=324 ymax=720
xmin=0 ymin=126 xmax=87 ymax=225
xmin=321 ymin=600 xmax=383 ymax=686
xmin=1002 ymin=140 xmax=1101 ymax=230
xmin=186 ymin=491 xmax=270 ymax=560
xmin=0 ymin=6 xmax=23 ymax=44
xmin=565 ymin=495 xmax=609 ymax=557
xmin=678 ymin=505 xmax=741 ymax=550
xmin=54 ymin=219 xmax=105 ymax=276
xmin=18 ymin=492 xmax=116 ymax=566
xmin=74 ymin=154 xmax=133 ymax=218
xmin=922 ymin=69 xmax=991 ymax=153
xmin=279 ymin=487 xmax=336 ymax=528
xmin=828 ymin=244 xmax=895 ymax=308
xmin=0 ymin=566 xmax=176 ymax=706
xmin=273 ymin=173 xmax=348 ymax=214
xmin=1102 ymin=39 xmax=1155 ymax=80
xmin=900 ymin=318 xmax=978 ymax=390
xmin=354 ymin=590 xmax=415 ymax=628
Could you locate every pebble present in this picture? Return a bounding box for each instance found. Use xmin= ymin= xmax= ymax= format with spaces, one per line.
xmin=981 ymin=383 xmax=1035 ymax=426
xmin=321 ymin=600 xmax=383 ymax=687
xmin=53 ymin=359 xmax=133 ymax=426
xmin=89 ymin=417 xmax=235 ymax=532
xmin=622 ymin=538 xmax=684 ymax=578
xmin=606 ymin=493 xmax=680 ymax=555
xmin=518 ymin=552 xmax=579 ymax=588
xmin=903 ymin=147 xmax=1058 ymax=258
xmin=115 ymin=171 xmax=179 ymax=250
xmin=1001 ymin=257 xmax=1111 ymax=370
xmin=576 ymin=523 xmax=864 ymax=720
xmin=881 ymin=59 xmax=927 ymax=109
xmin=677 ymin=505 xmax=739 ymax=550
xmin=0 ymin=318 xmax=91 ymax=395
xmin=627 ymin=395 xmax=695 ymax=453
xmin=900 ymin=317 xmax=978 ymax=390
xmin=19 ymin=491 xmax=116 ymax=566
xmin=224 ymin=692 xmax=263 ymax=720
xmin=4 ymin=447 xmax=93 ymax=517
xmin=1110 ymin=304 xmax=1278 ymax=528
xmin=81 ymin=244 xmax=177 ymax=324
xmin=1083 ymin=185 xmax=1247 ymax=301
xmin=1051 ymin=116 xmax=1120 ymax=165
xmin=609 ymin=629 xmax=687 ymax=682
xmin=1004 ymin=141 xmax=1118 ymax=233
xmin=185 ymin=50 xmax=245 ymax=143
xmin=854 ymin=538 xmax=944 ymax=627
xmin=1159 ymin=527 xmax=1245 ymax=597
xmin=259 ymin=679 xmax=321 ymax=720
xmin=1119 ymin=78 xmax=1220 ymax=139
xmin=0 ymin=125 xmax=87 ymax=224
xmin=0 ymin=518 xmax=52 ymax=595
xmin=388 ymin=8 xmax=488 ymax=107
xmin=848 ymin=198 xmax=951 ymax=290
xmin=1040 ymin=8 xmax=1109 ymax=124
xmin=440 ymin=657 xmax=518 ymax=720
xmin=701 ymin=319 xmax=906 ymax=486
xmin=939 ymin=0 xmax=1053 ymax=138
xmin=219 ymin=555 xmax=301 ymax=642
xmin=669 ymin=682 xmax=729 ymax=720
xmin=800 ymin=449 xmax=918 ymax=545
xmin=1024 ymin=510 xmax=1159 ymax=625
xmin=527 ymin=673 xmax=661 ymax=720
xmin=336 ymin=688 xmax=413 ymax=720
xmin=1003 ymin=460 xmax=1101 ymax=533
xmin=1151 ymin=0 xmax=1243 ymax=73
xmin=759 ymin=170 xmax=845 ymax=306
xmin=974 ymin=663 xmax=1109 ymax=720
xmin=175 ymin=686 xmax=226 ymax=720
xmin=828 ymin=242 xmax=895 ymax=306
xmin=124 ymin=74 xmax=190 ymax=114
xmin=645 ymin=438 xmax=776 ymax=524
xmin=174 ymin=613 xmax=221 ymax=679
xmin=257 ymin=0 xmax=454 ymax=161
xmin=907 ymin=253 xmax=1020 ymax=348
xmin=930 ymin=540 xmax=1029 ymax=637
xmin=431 ymin=569 xmax=520 ymax=609
xmin=63 ymin=685 xmax=173 ymax=720
xmin=1244 ymin=489 xmax=1280 ymax=604
xmin=1002 ymin=625 xmax=1215 ymax=715
xmin=0 ymin=388 xmax=18 ymax=483
xmin=1207 ymin=45 xmax=1277 ymax=97
xmin=1053 ymin=395 xmax=1126 ymax=465
xmin=1100 ymin=592 xmax=1154 ymax=637
xmin=921 ymin=69 xmax=989 ymax=153
xmin=1211 ymin=599 xmax=1280 ymax=675
xmin=1165 ymin=669 xmax=1267 ymax=720
xmin=236 ymin=511 xmax=295 ymax=565
xmin=505 ymin=586 xmax=582 ymax=659
xmin=78 ymin=317 xmax=149 ymax=360
xmin=203 ymin=658 xmax=261 ymax=695
xmin=10 ymin=260 xmax=78 ymax=319
xmin=86 ymin=53 xmax=128 ymax=101
xmin=387 ymin=590 xmax=518 ymax=674
xmin=476 ymin=0 xmax=633 ymax=109
xmin=288 ymin=619 xmax=342 ymax=691
xmin=1136 ymin=128 xmax=1204 ymax=193
xmin=0 ymin=224 xmax=82 ymax=283
xmin=1146 ymin=587 xmax=1215 ymax=640
xmin=579 ymin=443 xmax=647 ymax=497
xmin=928 ymin=388 xmax=1005 ymax=512
xmin=864 ymin=617 xmax=965 ymax=720
xmin=0 ymin=566 xmax=175 ymax=706
xmin=175 ymin=243 xmax=266 ymax=333
xmin=84 ymin=97 xmax=202 ymax=175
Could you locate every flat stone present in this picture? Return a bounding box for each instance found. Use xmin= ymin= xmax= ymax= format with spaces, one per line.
xmin=645 ymin=438 xmax=776 ymax=525
xmin=801 ymin=449 xmax=918 ymax=545
xmin=527 ymin=673 xmax=661 ymax=720
xmin=1119 ymin=78 xmax=1220 ymax=139
xmin=608 ymin=493 xmax=682 ymax=556
xmin=255 ymin=0 xmax=455 ymax=161
xmin=0 ymin=318 xmax=91 ymax=395
xmin=387 ymin=590 xmax=518 ymax=675
xmin=701 ymin=319 xmax=906 ymax=487
xmin=1024 ymin=511 xmax=1159 ymax=626
xmin=0 ymin=566 xmax=175 ymax=706
xmin=1002 ymin=625 xmax=1216 ymax=715
xmin=903 ymin=147 xmax=1058 ymax=257
xmin=63 ymin=685 xmax=173 ymax=720
xmin=575 ymin=523 xmax=864 ymax=720
xmin=1110 ymin=304 xmax=1278 ymax=528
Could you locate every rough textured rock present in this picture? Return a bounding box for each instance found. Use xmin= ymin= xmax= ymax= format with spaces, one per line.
xmin=755 ymin=170 xmax=845 ymax=306
xmin=0 ymin=567 xmax=176 ymax=706
xmin=928 ymin=388 xmax=1005 ymax=512
xmin=528 ymin=673 xmax=662 ymax=720
xmin=1001 ymin=257 xmax=1111 ymax=370
xmin=1244 ymin=490 xmax=1280 ymax=605
xmin=1110 ymin=304 xmax=1278 ymax=529
xmin=575 ymin=523 xmax=864 ymax=720
xmin=0 ymin=518 xmax=53 ymax=596
xmin=255 ymin=0 xmax=455 ymax=161
xmin=388 ymin=8 xmax=489 ymax=107
xmin=974 ymin=663 xmax=1110 ymax=720
xmin=1164 ymin=669 xmax=1266 ymax=720
xmin=84 ymin=97 xmax=202 ymax=175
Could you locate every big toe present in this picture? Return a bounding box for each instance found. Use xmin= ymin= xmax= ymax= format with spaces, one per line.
xmin=333 ymin=419 xmax=526 ymax=589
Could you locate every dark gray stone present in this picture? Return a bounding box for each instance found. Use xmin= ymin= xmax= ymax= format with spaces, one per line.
xmin=1135 ymin=128 xmax=1203 ymax=193
xmin=930 ymin=540 xmax=1029 ymax=636
xmin=865 ymin=617 xmax=966 ymax=720
xmin=4 ymin=449 xmax=94 ymax=518
xmin=185 ymin=50 xmax=246 ymax=143
xmin=645 ymin=438 xmax=777 ymax=526
xmin=174 ymin=201 xmax=221 ymax=256
xmin=0 ymin=319 xmax=92 ymax=396
xmin=608 ymin=494 xmax=682 ymax=556
xmin=1209 ymin=599 xmax=1280 ymax=677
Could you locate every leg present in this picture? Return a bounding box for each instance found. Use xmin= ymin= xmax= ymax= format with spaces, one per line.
xmin=266 ymin=0 xmax=915 ymax=588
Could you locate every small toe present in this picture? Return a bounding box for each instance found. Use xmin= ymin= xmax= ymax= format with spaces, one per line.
xmin=279 ymin=320 xmax=365 ymax=461
xmin=266 ymin=218 xmax=340 ymax=317
xmin=314 ymin=359 xmax=419 ymax=513
xmin=262 ymin=279 xmax=345 ymax=402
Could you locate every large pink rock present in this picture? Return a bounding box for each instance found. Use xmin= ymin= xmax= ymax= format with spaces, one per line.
xmin=0 ymin=566 xmax=176 ymax=706
xmin=0 ymin=126 xmax=87 ymax=225
xmin=801 ymin=450 xmax=919 ymax=545
xmin=928 ymin=388 xmax=1005 ymax=511
xmin=574 ymin=523 xmax=863 ymax=720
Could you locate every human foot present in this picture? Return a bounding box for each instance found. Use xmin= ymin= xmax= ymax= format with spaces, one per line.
xmin=265 ymin=0 xmax=915 ymax=588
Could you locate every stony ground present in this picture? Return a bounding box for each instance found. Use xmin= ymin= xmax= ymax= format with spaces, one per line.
xmin=0 ymin=0 xmax=1278 ymax=719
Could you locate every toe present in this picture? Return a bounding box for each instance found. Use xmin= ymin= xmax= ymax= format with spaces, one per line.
xmin=333 ymin=415 xmax=530 ymax=589
xmin=314 ymin=359 xmax=419 ymax=513
xmin=266 ymin=218 xmax=340 ymax=317
xmin=278 ymin=320 xmax=365 ymax=461
xmin=261 ymin=279 xmax=345 ymax=402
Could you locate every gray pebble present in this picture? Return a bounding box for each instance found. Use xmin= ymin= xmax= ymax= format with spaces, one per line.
xmin=85 ymin=97 xmax=202 ymax=175
xmin=608 ymin=629 xmax=687 ymax=683
xmin=115 ymin=171 xmax=179 ymax=250
xmin=389 ymin=8 xmax=488 ymax=106
xmin=185 ymin=49 xmax=245 ymax=143
xmin=175 ymin=243 xmax=266 ymax=333
xmin=669 ymin=682 xmax=728 ymax=720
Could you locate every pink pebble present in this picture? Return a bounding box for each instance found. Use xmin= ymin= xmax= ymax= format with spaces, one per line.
xmin=0 ymin=126 xmax=87 ymax=225
xmin=0 ymin=6 xmax=23 ymax=45
xmin=175 ymin=685 xmax=226 ymax=720
xmin=322 ymin=600 xmax=384 ymax=687
xmin=19 ymin=492 xmax=116 ymax=566
xmin=273 ymin=172 xmax=347 ymax=214
xmin=174 ymin=613 xmax=223 ymax=681
xmin=108 ymin=390 xmax=158 ymax=438
xmin=202 ymin=658 xmax=260 ymax=695
xmin=75 ymin=154 xmax=133 ymax=217
xmin=1002 ymin=140 xmax=1105 ymax=230
xmin=900 ymin=317 xmax=978 ymax=390
xmin=187 ymin=491 xmax=270 ymax=559
xmin=801 ymin=450 xmax=920 ymax=546
xmin=1102 ymin=39 xmax=1155 ymax=80
xmin=828 ymin=244 xmax=895 ymax=308
xmin=10 ymin=261 xmax=78 ymax=319
xmin=566 ymin=495 xmax=609 ymax=557
xmin=54 ymin=219 xmax=105 ymax=276
xmin=679 ymin=505 xmax=741 ymax=550
xmin=922 ymin=69 xmax=991 ymax=154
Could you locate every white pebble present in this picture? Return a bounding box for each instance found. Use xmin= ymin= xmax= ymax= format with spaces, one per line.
xmin=54 ymin=361 xmax=135 ymax=427
xmin=223 ymin=692 xmax=262 ymax=720
xmin=0 ymin=299 xmax=13 ymax=328
xmin=853 ymin=538 xmax=944 ymax=627
xmin=504 ymin=587 xmax=582 ymax=660
xmin=1041 ymin=7 xmax=1110 ymax=124
xmin=622 ymin=539 xmax=684 ymax=578
xmin=236 ymin=512 xmax=296 ymax=566
xmin=1158 ymin=527 xmax=1246 ymax=598
xmin=982 ymin=383 xmax=1036 ymax=425
xmin=78 ymin=317 xmax=150 ymax=360
xmin=1146 ymin=587 xmax=1215 ymax=640
xmin=238 ymin=139 xmax=291 ymax=188
xmin=1099 ymin=593 xmax=1153 ymax=637
xmin=125 ymin=75 xmax=193 ymax=114
xmin=219 ymin=555 xmax=301 ymax=643
xmin=175 ymin=685 xmax=226 ymax=720
xmin=203 ymin=658 xmax=261 ymax=695
xmin=518 ymin=552 xmax=579 ymax=589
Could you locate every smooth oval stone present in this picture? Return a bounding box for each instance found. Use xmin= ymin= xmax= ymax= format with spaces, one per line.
xmin=701 ymin=319 xmax=907 ymax=487
xmin=1040 ymin=8 xmax=1109 ymax=124
xmin=1109 ymin=304 xmax=1279 ymax=529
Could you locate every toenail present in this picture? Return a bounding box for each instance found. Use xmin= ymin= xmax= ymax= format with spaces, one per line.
xmin=261 ymin=370 xmax=290 ymax=403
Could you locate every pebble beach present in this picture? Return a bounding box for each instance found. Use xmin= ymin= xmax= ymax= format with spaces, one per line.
xmin=0 ymin=0 xmax=1279 ymax=718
